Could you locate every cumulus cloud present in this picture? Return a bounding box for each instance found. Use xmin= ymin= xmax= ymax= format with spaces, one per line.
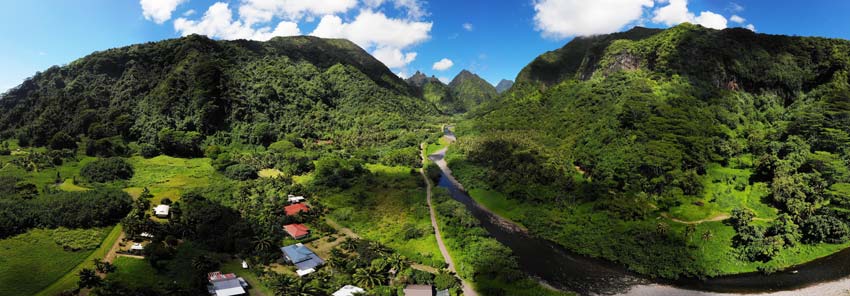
xmin=363 ymin=0 xmax=427 ymax=19
xmin=311 ymin=10 xmax=431 ymax=68
xmin=533 ymin=0 xmax=654 ymax=38
xmin=730 ymin=14 xmax=745 ymax=24
xmin=438 ymin=77 xmax=450 ymax=84
xmin=140 ymin=0 xmax=188 ymax=24
xmin=463 ymin=23 xmax=473 ymax=31
xmin=174 ymin=3 xmax=301 ymax=41
xmin=432 ymin=58 xmax=454 ymax=71
xmin=237 ymin=0 xmax=358 ymax=25
xmin=372 ymin=46 xmax=417 ymax=68
xmin=745 ymin=24 xmax=756 ymax=31
xmin=652 ymin=0 xmax=727 ymax=30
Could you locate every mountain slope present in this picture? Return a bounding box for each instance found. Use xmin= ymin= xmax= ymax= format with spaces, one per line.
xmin=495 ymin=79 xmax=514 ymax=93
xmin=0 ymin=35 xmax=436 ymax=153
xmin=406 ymin=71 xmax=465 ymax=114
xmin=453 ymin=23 xmax=850 ymax=278
xmin=449 ymin=70 xmax=498 ymax=110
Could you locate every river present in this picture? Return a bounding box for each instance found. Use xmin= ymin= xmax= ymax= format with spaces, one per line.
xmin=431 ymin=127 xmax=850 ymax=296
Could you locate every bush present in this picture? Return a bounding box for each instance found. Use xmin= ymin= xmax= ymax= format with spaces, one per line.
xmin=85 ymin=137 xmax=128 ymax=157
xmin=157 ymin=128 xmax=203 ymax=158
xmin=52 ymin=227 xmax=106 ymax=251
xmin=139 ymin=143 xmax=160 ymax=158
xmin=802 ymin=215 xmax=850 ymax=244
xmin=49 ymin=132 xmax=77 ymax=151
xmin=225 ymin=164 xmax=258 ymax=181
xmin=81 ymin=158 xmax=134 ymax=183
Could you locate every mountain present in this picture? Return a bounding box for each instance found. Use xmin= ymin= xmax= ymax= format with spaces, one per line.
xmin=495 ymin=79 xmax=514 ymax=93
xmin=448 ymin=70 xmax=498 ymax=110
xmin=405 ymin=71 xmax=465 ymax=114
xmin=454 ymin=23 xmax=850 ymax=278
xmin=0 ymin=35 xmax=436 ymax=157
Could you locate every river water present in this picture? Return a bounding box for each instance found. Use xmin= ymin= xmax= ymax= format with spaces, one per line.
xmin=431 ymin=128 xmax=850 ymax=296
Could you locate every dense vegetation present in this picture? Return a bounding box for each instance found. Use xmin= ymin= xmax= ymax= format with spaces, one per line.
xmin=407 ymin=70 xmax=499 ymax=114
xmin=452 ymin=23 xmax=850 ymax=278
xmin=80 ymin=158 xmax=134 ymax=183
xmin=0 ymin=188 xmax=132 ymax=239
xmin=0 ymin=34 xmax=436 ymax=163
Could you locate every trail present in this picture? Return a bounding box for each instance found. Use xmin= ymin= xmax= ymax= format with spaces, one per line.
xmin=420 ymin=142 xmax=478 ymax=296
xmin=662 ymin=213 xmax=731 ymax=224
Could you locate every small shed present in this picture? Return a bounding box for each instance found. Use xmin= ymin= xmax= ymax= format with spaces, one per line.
xmin=404 ymin=285 xmax=434 ymax=296
xmin=287 ymin=194 xmax=306 ymax=204
xmin=154 ymin=204 xmax=170 ymax=218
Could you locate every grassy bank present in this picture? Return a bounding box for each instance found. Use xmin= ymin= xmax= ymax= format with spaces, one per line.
xmin=34 ymin=225 xmax=122 ymax=296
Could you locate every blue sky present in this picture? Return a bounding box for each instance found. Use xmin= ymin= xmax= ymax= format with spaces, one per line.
xmin=1 ymin=0 xmax=850 ymax=92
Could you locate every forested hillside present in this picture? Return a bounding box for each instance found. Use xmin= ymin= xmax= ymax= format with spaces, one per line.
xmin=451 ymin=23 xmax=850 ymax=278
xmin=407 ymin=71 xmax=465 ymax=114
xmin=449 ymin=70 xmax=498 ymax=110
xmin=0 ymin=34 xmax=436 ymax=160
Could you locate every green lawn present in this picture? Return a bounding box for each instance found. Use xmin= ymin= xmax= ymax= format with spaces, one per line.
xmin=0 ymin=225 xmax=117 ymax=296
xmin=110 ymin=257 xmax=163 ymax=289
xmin=425 ymin=136 xmax=450 ymax=156
xmin=125 ymin=156 xmax=224 ymax=205
xmin=668 ymin=163 xmax=777 ymax=222
xmin=58 ymin=178 xmax=90 ymax=192
xmin=107 ymin=241 xmax=219 ymax=291
xmin=468 ymin=189 xmax=527 ymax=228
xmin=0 ymin=154 xmax=97 ymax=194
xmin=35 ymin=225 xmax=122 ymax=296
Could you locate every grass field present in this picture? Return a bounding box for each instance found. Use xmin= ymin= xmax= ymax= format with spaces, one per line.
xmin=0 ymin=227 xmax=107 ymax=295
xmin=426 ymin=136 xmax=450 ymax=156
xmin=110 ymin=257 xmax=163 ymax=289
xmin=257 ymin=168 xmax=284 ymax=179
xmin=57 ymin=178 xmax=90 ymax=192
xmin=668 ymin=164 xmax=777 ymax=222
xmin=0 ymin=154 xmax=97 ymax=194
xmin=468 ymin=189 xmax=527 ymax=228
xmin=125 ymin=156 xmax=223 ymax=205
xmin=107 ymin=241 xmax=218 ymax=292
xmin=323 ymin=164 xmax=444 ymax=267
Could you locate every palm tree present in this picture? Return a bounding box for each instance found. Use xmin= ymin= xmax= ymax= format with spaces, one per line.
xmin=191 ymin=255 xmax=216 ymax=273
xmin=252 ymin=235 xmax=273 ymax=252
xmin=92 ymin=258 xmax=116 ymax=274
xmin=340 ymin=238 xmax=358 ymax=252
xmin=702 ymin=229 xmax=713 ymax=241
xmin=289 ymin=278 xmax=321 ymax=296
xmin=77 ymin=268 xmax=102 ymax=289
xmin=386 ymin=253 xmax=409 ymax=273
xmin=271 ymin=274 xmax=297 ymax=296
xmin=353 ymin=267 xmax=384 ymax=289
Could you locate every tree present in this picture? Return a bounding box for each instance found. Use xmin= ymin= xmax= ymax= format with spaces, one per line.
xmin=353 ymin=267 xmax=384 ymax=288
xmin=251 ymin=235 xmax=273 ymax=252
xmin=191 ymin=255 xmax=217 ymax=273
xmin=93 ymin=258 xmax=116 ymax=274
xmin=288 ymin=279 xmax=321 ymax=296
xmin=49 ymin=132 xmax=77 ymax=150
xmin=271 ymin=274 xmax=297 ymax=296
xmin=728 ymin=207 xmax=755 ymax=229
xmin=434 ymin=269 xmax=460 ymax=291
xmin=80 ymin=158 xmax=134 ymax=183
xmin=78 ymin=268 xmax=102 ymax=289
xmin=802 ymin=215 xmax=850 ymax=244
xmin=767 ymin=214 xmax=802 ymax=246
xmin=701 ymin=230 xmax=713 ymax=242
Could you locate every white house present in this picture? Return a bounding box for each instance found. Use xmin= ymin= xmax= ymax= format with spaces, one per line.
xmin=154 ymin=204 xmax=170 ymax=218
xmin=333 ymin=285 xmax=365 ymax=296
xmin=131 ymin=243 xmax=144 ymax=251
xmin=287 ymin=194 xmax=306 ymax=204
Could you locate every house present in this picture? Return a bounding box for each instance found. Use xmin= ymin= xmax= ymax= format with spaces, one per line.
xmin=287 ymin=194 xmax=306 ymax=204
xmin=280 ymin=243 xmax=324 ymax=276
xmin=332 ymin=285 xmax=365 ymax=296
xmin=130 ymin=243 xmax=144 ymax=251
xmin=436 ymin=289 xmax=450 ymax=296
xmin=404 ymin=285 xmax=434 ymax=296
xmin=284 ymin=223 xmax=311 ymax=239
xmin=154 ymin=204 xmax=170 ymax=218
xmin=207 ymin=272 xmax=248 ymax=296
xmin=284 ymin=203 xmax=310 ymax=216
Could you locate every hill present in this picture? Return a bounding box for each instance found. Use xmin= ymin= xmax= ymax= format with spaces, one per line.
xmin=451 ymin=23 xmax=850 ymax=278
xmin=406 ymin=71 xmax=465 ymax=114
xmin=449 ymin=70 xmax=498 ymax=110
xmin=0 ymin=35 xmax=436 ymax=159
xmin=495 ymin=79 xmax=514 ymax=93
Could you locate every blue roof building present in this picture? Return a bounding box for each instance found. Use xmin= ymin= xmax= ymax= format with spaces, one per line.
xmin=281 ymin=243 xmax=324 ymax=275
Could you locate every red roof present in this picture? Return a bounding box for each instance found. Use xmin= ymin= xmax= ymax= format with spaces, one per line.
xmin=284 ymin=223 xmax=310 ymax=238
xmin=208 ymin=271 xmax=236 ymax=282
xmin=284 ymin=203 xmax=310 ymax=216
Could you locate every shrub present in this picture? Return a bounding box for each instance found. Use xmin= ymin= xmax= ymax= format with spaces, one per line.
xmin=52 ymin=227 xmax=106 ymax=251
xmin=225 ymin=164 xmax=258 ymax=181
xmin=49 ymin=132 xmax=77 ymax=151
xmin=81 ymin=158 xmax=134 ymax=183
xmin=802 ymin=215 xmax=850 ymax=244
xmin=139 ymin=143 xmax=160 ymax=158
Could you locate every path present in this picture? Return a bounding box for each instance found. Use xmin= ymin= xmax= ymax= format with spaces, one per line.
xmin=420 ymin=143 xmax=478 ymax=296
xmin=662 ymin=213 xmax=731 ymax=224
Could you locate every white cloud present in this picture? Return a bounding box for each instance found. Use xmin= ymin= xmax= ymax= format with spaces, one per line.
xmin=432 ymin=58 xmax=454 ymax=71
xmin=183 ymin=9 xmax=196 ymax=17
xmin=463 ymin=23 xmax=473 ymax=31
xmin=311 ymin=10 xmax=431 ymax=68
xmin=729 ymin=14 xmax=745 ymax=24
xmin=364 ymin=0 xmax=427 ymax=19
xmin=728 ymin=2 xmax=744 ymax=13
xmin=533 ymin=0 xmax=654 ymax=38
xmin=438 ymin=77 xmax=450 ymax=84
xmin=174 ymin=2 xmax=301 ymax=41
xmin=372 ymin=46 xmax=417 ymax=68
xmin=396 ymin=70 xmax=411 ymax=79
xmin=745 ymin=24 xmax=756 ymax=31
xmin=237 ymin=0 xmax=358 ymax=25
xmin=652 ymin=0 xmax=727 ymax=30
xmin=140 ymin=0 xmax=188 ymax=24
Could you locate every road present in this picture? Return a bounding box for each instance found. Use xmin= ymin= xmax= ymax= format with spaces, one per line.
xmin=420 ymin=142 xmax=478 ymax=296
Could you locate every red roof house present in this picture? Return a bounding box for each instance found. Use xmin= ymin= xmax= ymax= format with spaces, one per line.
xmin=284 ymin=203 xmax=310 ymax=216
xmin=284 ymin=224 xmax=311 ymax=239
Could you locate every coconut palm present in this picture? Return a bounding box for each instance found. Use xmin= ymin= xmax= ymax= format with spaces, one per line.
xmin=77 ymin=268 xmax=102 ymax=289
xmin=288 ymin=279 xmax=321 ymax=296
xmin=354 ymin=267 xmax=384 ymax=288
xmin=252 ymin=235 xmax=274 ymax=252
xmin=271 ymin=274 xmax=297 ymax=296
xmin=340 ymin=238 xmax=358 ymax=252
xmin=386 ymin=253 xmax=409 ymax=273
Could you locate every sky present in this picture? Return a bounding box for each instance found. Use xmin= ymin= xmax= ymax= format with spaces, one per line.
xmin=1 ymin=0 xmax=850 ymax=93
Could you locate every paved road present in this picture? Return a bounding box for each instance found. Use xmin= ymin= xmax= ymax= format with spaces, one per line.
xmin=420 ymin=143 xmax=477 ymax=296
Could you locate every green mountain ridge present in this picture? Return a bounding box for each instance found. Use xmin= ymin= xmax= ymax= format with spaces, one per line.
xmin=0 ymin=34 xmax=436 ymax=159
xmin=455 ymin=23 xmax=850 ymax=278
